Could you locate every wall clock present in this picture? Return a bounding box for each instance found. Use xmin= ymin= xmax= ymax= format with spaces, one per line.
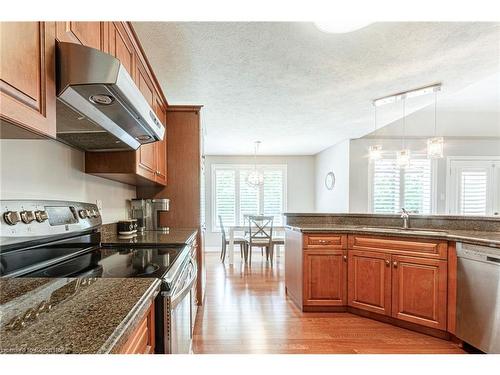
xmin=325 ymin=171 xmax=336 ymax=190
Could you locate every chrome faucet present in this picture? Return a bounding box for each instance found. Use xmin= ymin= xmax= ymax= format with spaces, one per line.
xmin=401 ymin=208 xmax=410 ymax=229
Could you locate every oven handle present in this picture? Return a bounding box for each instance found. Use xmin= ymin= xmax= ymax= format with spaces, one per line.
xmin=170 ymin=258 xmax=197 ymax=308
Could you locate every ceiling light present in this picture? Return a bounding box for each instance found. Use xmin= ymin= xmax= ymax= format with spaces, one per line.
xmin=373 ymin=84 xmax=441 ymax=107
xmin=397 ymin=98 xmax=410 ymax=169
xmin=427 ymin=90 xmax=444 ymax=159
xmin=314 ymin=21 xmax=372 ymax=34
xmin=368 ymin=105 xmax=382 ymax=161
xmin=247 ymin=141 xmax=264 ymax=188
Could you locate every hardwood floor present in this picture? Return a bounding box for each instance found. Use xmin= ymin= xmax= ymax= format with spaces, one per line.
xmin=192 ymin=251 xmax=465 ymax=354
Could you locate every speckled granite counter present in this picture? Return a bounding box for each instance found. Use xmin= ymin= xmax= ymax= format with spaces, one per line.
xmin=101 ymin=227 xmax=197 ymax=247
xmin=286 ymin=225 xmax=500 ymax=248
xmin=0 ymin=277 xmax=161 ymax=354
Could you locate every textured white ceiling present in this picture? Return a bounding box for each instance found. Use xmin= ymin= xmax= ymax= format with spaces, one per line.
xmin=132 ymin=22 xmax=500 ymax=155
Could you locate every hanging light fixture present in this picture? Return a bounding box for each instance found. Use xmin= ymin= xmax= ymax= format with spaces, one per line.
xmin=427 ymin=89 xmax=444 ymax=159
xmin=396 ymin=98 xmax=410 ymax=168
xmin=369 ymin=104 xmax=382 ymax=160
xmin=247 ymin=141 xmax=264 ymax=188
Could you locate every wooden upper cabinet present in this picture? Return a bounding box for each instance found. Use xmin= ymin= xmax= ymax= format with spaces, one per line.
xmin=153 ymin=94 xmax=167 ymax=185
xmin=55 ymin=22 xmax=104 ymax=50
xmin=0 ymin=22 xmax=56 ymax=137
xmin=391 ymin=255 xmax=448 ymax=330
xmin=135 ymin=59 xmax=157 ymax=181
xmin=303 ymin=249 xmax=347 ymax=306
xmin=105 ymin=22 xmax=135 ymax=79
xmin=348 ymin=250 xmax=392 ymax=316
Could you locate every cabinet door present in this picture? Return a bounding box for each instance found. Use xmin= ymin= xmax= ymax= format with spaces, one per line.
xmin=135 ymin=59 xmax=156 ymax=181
xmin=392 ymin=255 xmax=448 ymax=330
xmin=154 ymin=95 xmax=167 ymax=185
xmin=303 ymin=249 xmax=347 ymax=306
xmin=348 ymin=250 xmax=391 ymax=315
xmin=106 ymin=22 xmax=135 ymax=79
xmin=0 ymin=22 xmax=56 ymax=137
xmin=55 ymin=22 xmax=103 ymax=50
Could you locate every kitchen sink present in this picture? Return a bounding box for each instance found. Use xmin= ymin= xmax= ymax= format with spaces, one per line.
xmin=360 ymin=227 xmax=447 ymax=236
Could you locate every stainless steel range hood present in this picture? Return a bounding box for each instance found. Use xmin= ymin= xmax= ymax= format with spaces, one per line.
xmin=56 ymin=42 xmax=165 ymax=151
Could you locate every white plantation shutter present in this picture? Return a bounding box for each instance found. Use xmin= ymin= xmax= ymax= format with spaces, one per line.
xmin=372 ymin=157 xmax=433 ymax=214
xmin=213 ymin=165 xmax=286 ymax=230
xmin=239 ymin=169 xmax=259 ymax=224
xmin=263 ymin=169 xmax=284 ymax=225
xmin=372 ymin=159 xmax=401 ymax=213
xmin=404 ymin=159 xmax=432 ymax=214
xmin=460 ymin=169 xmax=488 ymax=215
xmin=214 ymin=169 xmax=236 ymax=227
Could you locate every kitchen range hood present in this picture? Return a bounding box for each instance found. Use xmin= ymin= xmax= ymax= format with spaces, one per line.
xmin=56 ymin=42 xmax=165 ymax=151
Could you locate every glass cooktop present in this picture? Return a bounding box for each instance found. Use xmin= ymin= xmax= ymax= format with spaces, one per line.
xmin=20 ymin=247 xmax=184 ymax=279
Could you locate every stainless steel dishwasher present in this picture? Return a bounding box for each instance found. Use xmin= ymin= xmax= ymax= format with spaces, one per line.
xmin=456 ymin=242 xmax=500 ymax=353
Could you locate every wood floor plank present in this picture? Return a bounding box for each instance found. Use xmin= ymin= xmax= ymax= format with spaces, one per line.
xmin=192 ymin=252 xmax=464 ymax=354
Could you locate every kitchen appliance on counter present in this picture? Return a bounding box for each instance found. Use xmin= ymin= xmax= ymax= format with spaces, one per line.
xmin=1 ymin=199 xmax=195 ymax=354
xmin=130 ymin=198 xmax=170 ymax=232
xmin=456 ymin=242 xmax=500 ymax=353
xmin=56 ymin=42 xmax=165 ymax=152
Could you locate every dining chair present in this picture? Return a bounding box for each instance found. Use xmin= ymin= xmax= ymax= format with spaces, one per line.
xmin=219 ymin=215 xmax=247 ymax=263
xmin=246 ymin=215 xmax=275 ymax=266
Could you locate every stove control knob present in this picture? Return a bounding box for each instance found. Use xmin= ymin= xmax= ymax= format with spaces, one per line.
xmin=34 ymin=210 xmax=48 ymax=223
xmin=78 ymin=209 xmax=89 ymax=219
xmin=20 ymin=211 xmax=35 ymax=224
xmin=94 ymin=210 xmax=100 ymax=218
xmin=3 ymin=211 xmax=21 ymax=225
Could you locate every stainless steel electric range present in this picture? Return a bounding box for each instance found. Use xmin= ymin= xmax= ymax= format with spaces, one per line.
xmin=0 ymin=200 xmax=196 ymax=354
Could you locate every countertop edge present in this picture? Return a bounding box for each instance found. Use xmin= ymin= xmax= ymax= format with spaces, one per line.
xmin=98 ymin=278 xmax=161 ymax=354
xmin=285 ymin=225 xmax=500 ymax=248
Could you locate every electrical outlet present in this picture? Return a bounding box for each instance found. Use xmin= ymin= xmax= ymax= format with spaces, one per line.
xmin=96 ymin=199 xmax=103 ymax=212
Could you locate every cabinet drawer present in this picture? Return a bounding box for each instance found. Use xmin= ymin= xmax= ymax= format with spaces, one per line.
xmin=119 ymin=302 xmax=155 ymax=354
xmin=305 ymin=234 xmax=347 ymax=249
xmin=348 ymin=234 xmax=447 ymax=259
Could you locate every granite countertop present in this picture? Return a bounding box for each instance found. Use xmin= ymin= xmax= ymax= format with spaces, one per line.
xmin=101 ymin=228 xmax=198 ymax=247
xmin=0 ymin=277 xmax=161 ymax=354
xmin=286 ymin=225 xmax=500 ymax=248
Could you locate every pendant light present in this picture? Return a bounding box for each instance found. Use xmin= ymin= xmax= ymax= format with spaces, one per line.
xmin=246 ymin=141 xmax=264 ymax=188
xmin=396 ymin=97 xmax=410 ymax=168
xmin=369 ymin=104 xmax=382 ymax=161
xmin=427 ymin=89 xmax=444 ymax=159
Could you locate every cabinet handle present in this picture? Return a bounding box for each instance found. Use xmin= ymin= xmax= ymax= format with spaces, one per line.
xmin=385 ymin=260 xmax=390 ymax=267
xmin=393 ymin=261 xmax=398 ymax=268
xmin=343 ymin=255 xmax=347 ymax=261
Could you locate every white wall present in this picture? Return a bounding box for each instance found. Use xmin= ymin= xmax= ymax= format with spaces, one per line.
xmin=348 ymin=137 xmax=500 ymax=213
xmin=204 ymin=155 xmax=315 ymax=248
xmin=314 ymin=139 xmax=350 ymax=212
xmin=0 ymin=139 xmax=136 ymax=224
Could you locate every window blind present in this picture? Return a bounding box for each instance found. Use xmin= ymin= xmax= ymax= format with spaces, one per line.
xmin=372 ymin=158 xmax=432 ymax=214
xmin=213 ymin=165 xmax=286 ymax=230
xmin=460 ymin=170 xmax=488 ymax=215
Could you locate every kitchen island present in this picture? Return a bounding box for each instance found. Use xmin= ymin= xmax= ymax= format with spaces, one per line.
xmin=0 ymin=277 xmax=160 ymax=354
xmin=284 ymin=213 xmax=500 ymax=342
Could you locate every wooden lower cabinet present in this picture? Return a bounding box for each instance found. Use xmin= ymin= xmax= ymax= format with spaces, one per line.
xmin=303 ymin=249 xmax=347 ymax=306
xmin=348 ymin=250 xmax=392 ymax=316
xmin=119 ymin=302 xmax=155 ymax=354
xmin=392 ymin=255 xmax=448 ymax=330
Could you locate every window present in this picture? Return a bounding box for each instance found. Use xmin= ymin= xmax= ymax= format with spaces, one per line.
xmin=212 ymin=164 xmax=287 ymax=230
xmin=448 ymin=158 xmax=500 ymax=215
xmin=370 ymin=157 xmax=434 ymax=214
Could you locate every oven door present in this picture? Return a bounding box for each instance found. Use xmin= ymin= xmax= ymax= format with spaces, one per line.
xmin=166 ymin=257 xmax=197 ymax=354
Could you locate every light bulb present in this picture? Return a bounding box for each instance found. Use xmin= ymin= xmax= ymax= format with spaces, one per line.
xmin=246 ymin=170 xmax=264 ymax=188
xmin=396 ymin=149 xmax=411 ymax=168
xmin=427 ymin=137 xmax=444 ymax=159
xmin=369 ymin=145 xmax=383 ymax=160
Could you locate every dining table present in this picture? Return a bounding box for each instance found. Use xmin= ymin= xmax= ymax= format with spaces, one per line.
xmin=227 ymin=224 xmax=285 ymax=265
